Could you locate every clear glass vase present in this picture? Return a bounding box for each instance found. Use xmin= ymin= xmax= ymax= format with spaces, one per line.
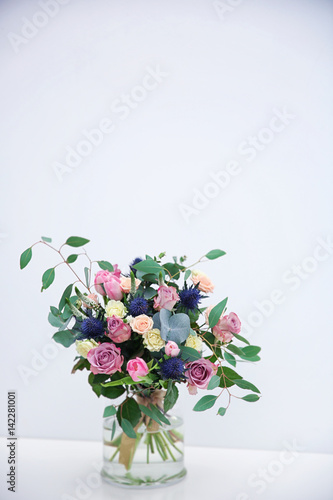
xmin=101 ymin=406 xmax=186 ymax=488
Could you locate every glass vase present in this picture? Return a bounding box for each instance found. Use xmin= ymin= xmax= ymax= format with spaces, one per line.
xmin=101 ymin=396 xmax=186 ymax=488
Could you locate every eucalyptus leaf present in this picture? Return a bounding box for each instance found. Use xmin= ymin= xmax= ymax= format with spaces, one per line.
xmin=205 ymin=249 xmax=226 ymax=260
xmin=20 ymin=247 xmax=32 ymax=269
xmin=207 ymin=375 xmax=220 ymax=390
xmin=193 ymin=395 xmax=218 ymax=412
xmin=97 ymin=261 xmax=114 ymax=272
xmin=103 ymin=406 xmax=117 ymax=418
xmin=65 ymin=236 xmax=90 ymax=247
xmin=208 ymin=297 xmax=228 ymax=328
xmin=41 ymin=268 xmax=55 ymax=291
xmin=121 ymin=418 xmax=136 ymax=439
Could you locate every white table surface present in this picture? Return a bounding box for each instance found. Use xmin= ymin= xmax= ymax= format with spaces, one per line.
xmin=1 ymin=437 xmax=332 ymax=500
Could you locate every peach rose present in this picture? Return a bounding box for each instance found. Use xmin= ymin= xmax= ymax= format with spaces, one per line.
xmin=120 ymin=276 xmax=141 ymax=294
xmin=191 ymin=270 xmax=214 ymax=293
xmin=130 ymin=314 xmax=154 ymax=334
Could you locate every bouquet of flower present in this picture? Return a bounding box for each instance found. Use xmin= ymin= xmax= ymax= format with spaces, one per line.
xmin=20 ymin=236 xmax=261 ymax=473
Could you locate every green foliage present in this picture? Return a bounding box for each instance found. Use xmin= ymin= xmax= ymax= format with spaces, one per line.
xmin=208 ymin=297 xmax=228 ymax=328
xmin=121 ymin=418 xmax=137 ymax=438
xmin=205 ymin=249 xmax=226 ymax=260
xmin=164 ymin=381 xmax=179 ymax=412
xmin=53 ymin=330 xmax=77 ymax=347
xmin=179 ymin=346 xmax=202 ymax=362
xmin=103 ymin=405 xmax=117 ymax=418
xmin=233 ymin=379 xmax=260 ymax=394
xmin=207 ymin=375 xmax=220 ymax=390
xmin=65 ymin=236 xmax=90 ymax=247
xmin=58 ymin=284 xmax=73 ymax=311
xmin=133 ymin=259 xmax=163 ymax=275
xmin=242 ymin=394 xmax=260 ymax=402
xmin=97 ymin=261 xmax=114 ymax=272
xmin=193 ymin=395 xmax=218 ymax=412
xmin=119 ymin=398 xmax=142 ymax=428
xmin=20 ymin=247 xmax=32 ymax=269
xmin=67 ymin=254 xmax=78 ymax=264
xmin=217 ymin=407 xmax=227 ymax=416
xmin=41 ymin=236 xmax=52 ymax=243
xmin=41 ymin=268 xmax=55 ymax=291
xmin=224 ymin=351 xmax=236 ymax=367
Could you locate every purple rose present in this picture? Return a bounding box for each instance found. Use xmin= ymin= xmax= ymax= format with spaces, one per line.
xmin=106 ymin=316 xmax=131 ymax=343
xmin=87 ymin=342 xmax=124 ymax=375
xmin=185 ymin=358 xmax=217 ymax=395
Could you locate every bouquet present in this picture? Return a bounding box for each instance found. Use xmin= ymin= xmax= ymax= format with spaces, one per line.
xmin=20 ymin=236 xmax=261 ymax=473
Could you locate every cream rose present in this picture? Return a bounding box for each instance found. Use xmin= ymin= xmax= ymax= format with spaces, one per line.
xmin=120 ymin=276 xmax=141 ymax=294
xmin=75 ymin=339 xmax=99 ymax=359
xmin=185 ymin=334 xmax=203 ymax=352
xmin=143 ymin=329 xmax=165 ymax=352
xmin=130 ymin=314 xmax=154 ymax=334
xmin=191 ymin=270 xmax=215 ymax=293
xmin=105 ymin=300 xmax=127 ymax=318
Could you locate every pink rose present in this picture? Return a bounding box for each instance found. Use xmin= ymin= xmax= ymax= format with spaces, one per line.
xmin=153 ymin=285 xmax=179 ymax=311
xmin=127 ymin=357 xmax=149 ymax=382
xmin=87 ymin=343 xmax=124 ymax=375
xmin=216 ymin=312 xmax=241 ymax=334
xmin=94 ymin=270 xmax=112 ymax=296
xmin=120 ymin=276 xmax=141 ymax=294
xmin=130 ymin=314 xmax=154 ymax=334
xmin=104 ymin=275 xmax=123 ymax=301
xmin=186 ymin=358 xmax=217 ymax=395
xmin=106 ymin=316 xmax=131 ymax=343
xmin=165 ymin=341 xmax=180 ymax=357
xmin=112 ymin=264 xmax=121 ymax=278
xmin=212 ymin=326 xmax=234 ymax=343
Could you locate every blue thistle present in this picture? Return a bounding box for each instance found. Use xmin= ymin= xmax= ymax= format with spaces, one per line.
xmin=128 ymin=297 xmax=148 ymax=316
xmin=79 ymin=317 xmax=105 ymax=340
xmin=179 ymin=285 xmax=202 ymax=311
xmin=130 ymin=257 xmax=142 ymax=276
xmin=159 ymin=357 xmax=186 ymax=381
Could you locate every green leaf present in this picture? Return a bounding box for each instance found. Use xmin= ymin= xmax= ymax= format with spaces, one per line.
xmin=41 ymin=236 xmax=52 ymax=243
xmin=208 ymin=297 xmax=228 ymax=328
xmin=97 ymin=261 xmax=114 ymax=272
xmin=121 ymin=418 xmax=136 ymax=439
xmin=48 ymin=312 xmax=64 ymax=328
xmin=52 ymin=330 xmax=76 ymax=347
xmin=149 ymin=404 xmax=170 ymax=426
xmin=245 ymin=355 xmax=261 ymax=362
xmin=133 ymin=259 xmax=163 ymax=275
xmin=217 ymin=407 xmax=227 ymax=416
xmin=120 ymin=398 xmax=142 ymax=427
xmin=205 ymin=249 xmax=226 ymax=260
xmin=184 ymin=269 xmax=191 ymax=281
xmin=226 ymin=344 xmax=244 ymax=357
xmin=20 ymin=247 xmax=32 ymax=269
xmin=110 ymin=420 xmax=116 ymax=440
xmin=224 ymin=351 xmax=236 ymax=367
xmin=163 ymin=262 xmax=180 ymax=280
xmin=193 ymin=395 xmax=218 ymax=412
xmin=233 ymin=379 xmax=260 ymax=394
xmin=58 ymin=284 xmax=73 ymax=311
xmin=164 ymin=381 xmax=179 ymax=413
xmin=207 ymin=375 xmax=220 ymax=390
xmin=143 ymin=287 xmax=157 ymax=299
xmin=138 ymin=405 xmax=162 ymax=425
xmin=102 ymin=376 xmax=133 ymax=387
xmin=67 ymin=254 xmax=78 ymax=264
xmin=41 ymin=268 xmax=55 ymax=291
xmin=65 ymin=236 xmax=90 ymax=247
xmin=242 ymin=394 xmax=260 ymax=402
xmin=241 ymin=346 xmax=261 ymax=357
xmin=101 ymin=386 xmax=125 ymax=400
xmin=84 ymin=267 xmax=90 ymax=288
xmin=179 ymin=345 xmax=202 ymax=362
xmin=233 ymin=333 xmax=250 ymax=345
xmin=219 ymin=366 xmax=242 ymax=388
xmin=103 ymin=405 xmax=117 ymax=418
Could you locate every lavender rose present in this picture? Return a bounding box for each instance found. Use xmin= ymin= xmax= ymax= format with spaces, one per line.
xmin=87 ymin=342 xmax=124 ymax=375
xmin=185 ymin=358 xmax=217 ymax=395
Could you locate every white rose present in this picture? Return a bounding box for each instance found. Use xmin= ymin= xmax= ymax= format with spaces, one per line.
xmin=105 ymin=300 xmax=127 ymax=318
xmin=185 ymin=333 xmax=203 ymax=352
xmin=75 ymin=339 xmax=99 ymax=359
xmin=143 ymin=329 xmax=165 ymax=352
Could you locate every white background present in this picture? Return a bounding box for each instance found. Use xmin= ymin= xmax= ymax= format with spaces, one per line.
xmin=1 ymin=0 xmax=333 ymax=459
